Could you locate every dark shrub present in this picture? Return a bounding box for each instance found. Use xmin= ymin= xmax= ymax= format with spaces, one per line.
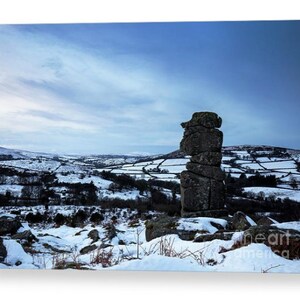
xmin=69 ymin=209 xmax=88 ymax=227
xmin=90 ymin=212 xmax=104 ymax=223
xmin=111 ymin=215 xmax=118 ymax=223
xmin=25 ymin=212 xmax=45 ymax=223
xmin=53 ymin=213 xmax=66 ymax=226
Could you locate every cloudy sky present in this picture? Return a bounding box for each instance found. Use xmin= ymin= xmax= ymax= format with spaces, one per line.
xmin=0 ymin=21 xmax=300 ymax=154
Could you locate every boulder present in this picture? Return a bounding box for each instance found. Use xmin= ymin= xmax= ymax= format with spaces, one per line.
xmin=145 ymin=215 xmax=179 ymax=242
xmin=210 ymin=221 xmax=226 ymax=231
xmin=256 ymin=217 xmax=276 ymax=226
xmin=177 ymin=230 xmax=198 ymax=241
xmin=43 ymin=243 xmax=71 ymax=254
xmin=0 ymin=217 xmax=22 ymax=235
xmin=12 ymin=230 xmax=38 ymax=243
xmin=88 ymin=229 xmax=100 ymax=243
xmin=230 ymin=211 xmax=252 ymax=231
xmin=80 ymin=244 xmax=97 ymax=255
xmin=99 ymin=243 xmax=112 ymax=249
xmin=243 ymin=225 xmax=300 ymax=260
xmin=0 ymin=238 xmax=7 ymax=263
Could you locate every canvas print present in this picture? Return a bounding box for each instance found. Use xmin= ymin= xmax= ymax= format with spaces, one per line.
xmin=0 ymin=21 xmax=299 ymax=272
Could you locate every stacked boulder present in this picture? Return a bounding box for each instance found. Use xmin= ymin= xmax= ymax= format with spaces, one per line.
xmin=180 ymin=112 xmax=226 ymax=217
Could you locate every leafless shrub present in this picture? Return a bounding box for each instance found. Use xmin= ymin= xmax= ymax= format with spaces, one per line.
xmin=53 ymin=253 xmax=85 ymax=269
xmin=90 ymin=247 xmax=117 ymax=268
xmin=52 ymin=246 xmax=87 ymax=270
xmin=141 ymin=236 xmax=206 ymax=265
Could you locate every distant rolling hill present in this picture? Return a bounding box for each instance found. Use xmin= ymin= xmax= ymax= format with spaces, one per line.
xmin=0 ymin=145 xmax=299 ymax=203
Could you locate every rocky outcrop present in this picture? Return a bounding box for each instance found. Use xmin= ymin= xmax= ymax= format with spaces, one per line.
xmin=229 ymin=211 xmax=253 ymax=231
xmin=80 ymin=244 xmax=97 ymax=255
xmin=0 ymin=216 xmax=22 ymax=235
xmin=180 ymin=112 xmax=226 ymax=217
xmin=243 ymin=226 xmax=300 ymax=259
xmin=145 ymin=215 xmax=229 ymax=242
xmin=12 ymin=230 xmax=38 ymax=244
xmin=256 ymin=216 xmax=276 ymax=226
xmin=145 ymin=216 xmax=178 ymax=242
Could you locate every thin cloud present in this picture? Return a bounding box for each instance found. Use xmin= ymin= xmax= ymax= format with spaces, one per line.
xmin=0 ymin=23 xmax=298 ymax=154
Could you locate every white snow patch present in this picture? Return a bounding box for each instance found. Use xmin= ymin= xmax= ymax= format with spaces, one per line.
xmin=0 ymin=184 xmax=23 ymax=196
xmin=177 ymin=217 xmax=227 ymax=234
xmin=3 ymin=239 xmax=35 ymax=268
xmin=245 ymin=215 xmax=256 ymax=226
xmin=243 ymin=187 xmax=300 ymax=202
xmin=273 ymin=222 xmax=300 ymax=231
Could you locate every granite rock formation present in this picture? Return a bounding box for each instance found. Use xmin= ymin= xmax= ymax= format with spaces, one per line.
xmin=180 ymin=112 xmax=226 ymax=217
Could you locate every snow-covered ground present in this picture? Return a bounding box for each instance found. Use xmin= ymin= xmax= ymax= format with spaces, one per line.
xmin=111 ymin=241 xmax=300 ymax=273
xmin=101 ymin=189 xmax=142 ymax=201
xmin=273 ymin=221 xmax=300 ymax=231
xmin=260 ymin=160 xmax=297 ymax=170
xmin=0 ymin=159 xmax=61 ymax=172
xmin=177 ymin=217 xmax=227 ymax=233
xmin=243 ymin=187 xmax=300 ymax=202
xmin=56 ymin=173 xmax=112 ymax=189
xmin=0 ymin=184 xmax=23 ymax=197
xmin=0 ymin=206 xmax=299 ymax=272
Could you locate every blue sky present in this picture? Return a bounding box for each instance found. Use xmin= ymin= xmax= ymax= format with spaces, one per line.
xmin=0 ymin=21 xmax=300 ymax=154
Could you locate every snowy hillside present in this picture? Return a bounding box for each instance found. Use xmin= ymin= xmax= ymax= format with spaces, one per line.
xmin=0 ymin=145 xmax=300 ymax=272
xmin=0 ymin=145 xmax=299 ymax=204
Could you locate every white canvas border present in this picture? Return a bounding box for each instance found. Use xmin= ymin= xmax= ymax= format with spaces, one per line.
xmin=0 ymin=0 xmax=299 ymax=299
